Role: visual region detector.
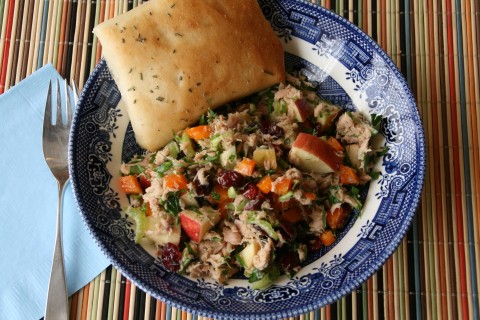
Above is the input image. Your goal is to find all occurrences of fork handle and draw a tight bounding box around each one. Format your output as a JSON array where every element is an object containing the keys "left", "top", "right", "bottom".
[{"left": 45, "top": 179, "right": 69, "bottom": 320}]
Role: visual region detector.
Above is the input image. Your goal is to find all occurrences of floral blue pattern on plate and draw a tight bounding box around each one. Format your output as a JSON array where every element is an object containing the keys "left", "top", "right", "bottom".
[{"left": 69, "top": 0, "right": 425, "bottom": 318}]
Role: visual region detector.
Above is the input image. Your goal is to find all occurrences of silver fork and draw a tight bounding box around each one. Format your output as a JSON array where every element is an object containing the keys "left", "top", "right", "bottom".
[{"left": 42, "top": 79, "right": 76, "bottom": 320}]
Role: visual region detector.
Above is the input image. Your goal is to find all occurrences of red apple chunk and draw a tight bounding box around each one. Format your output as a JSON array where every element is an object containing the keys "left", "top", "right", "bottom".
[
  {"left": 179, "top": 207, "right": 222, "bottom": 242},
  {"left": 292, "top": 98, "right": 312, "bottom": 122},
  {"left": 288, "top": 133, "right": 343, "bottom": 174}
]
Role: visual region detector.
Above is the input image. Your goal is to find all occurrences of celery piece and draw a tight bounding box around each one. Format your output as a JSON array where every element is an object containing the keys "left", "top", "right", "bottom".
[
  {"left": 251, "top": 274, "right": 273, "bottom": 290},
  {"left": 126, "top": 207, "right": 147, "bottom": 243},
  {"left": 166, "top": 141, "right": 180, "bottom": 159},
  {"left": 278, "top": 191, "right": 294, "bottom": 202},
  {"left": 253, "top": 220, "right": 279, "bottom": 241},
  {"left": 246, "top": 212, "right": 279, "bottom": 241},
  {"left": 220, "top": 146, "right": 237, "bottom": 169},
  {"left": 227, "top": 187, "right": 238, "bottom": 199},
  {"left": 211, "top": 131, "right": 233, "bottom": 152},
  {"left": 210, "top": 134, "right": 222, "bottom": 151},
  {"left": 181, "top": 132, "right": 195, "bottom": 159}
]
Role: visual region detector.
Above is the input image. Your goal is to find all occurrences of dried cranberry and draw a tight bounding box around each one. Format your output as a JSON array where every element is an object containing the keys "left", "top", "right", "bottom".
[
  {"left": 179, "top": 233, "right": 190, "bottom": 251},
  {"left": 313, "top": 124, "right": 323, "bottom": 137},
  {"left": 272, "top": 143, "right": 283, "bottom": 155},
  {"left": 270, "top": 193, "right": 298, "bottom": 211},
  {"left": 280, "top": 251, "right": 300, "bottom": 273},
  {"left": 192, "top": 172, "right": 212, "bottom": 196},
  {"left": 217, "top": 170, "right": 244, "bottom": 188},
  {"left": 137, "top": 175, "right": 151, "bottom": 191},
  {"left": 242, "top": 183, "right": 260, "bottom": 200},
  {"left": 307, "top": 237, "right": 323, "bottom": 253},
  {"left": 193, "top": 181, "right": 212, "bottom": 196},
  {"left": 268, "top": 124, "right": 285, "bottom": 138},
  {"left": 244, "top": 193, "right": 266, "bottom": 210},
  {"left": 260, "top": 120, "right": 285, "bottom": 138},
  {"left": 161, "top": 243, "right": 182, "bottom": 272},
  {"left": 260, "top": 121, "right": 271, "bottom": 134},
  {"left": 279, "top": 220, "right": 297, "bottom": 242}
]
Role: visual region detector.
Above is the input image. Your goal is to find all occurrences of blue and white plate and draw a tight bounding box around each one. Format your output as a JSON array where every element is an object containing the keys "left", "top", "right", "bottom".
[{"left": 69, "top": 0, "right": 425, "bottom": 319}]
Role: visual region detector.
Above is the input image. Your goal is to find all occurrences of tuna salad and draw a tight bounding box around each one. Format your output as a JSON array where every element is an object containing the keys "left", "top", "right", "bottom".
[{"left": 118, "top": 72, "right": 386, "bottom": 289}]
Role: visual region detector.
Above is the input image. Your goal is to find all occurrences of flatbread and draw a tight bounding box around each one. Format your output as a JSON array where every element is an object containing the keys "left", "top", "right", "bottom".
[{"left": 93, "top": 0, "right": 286, "bottom": 151}]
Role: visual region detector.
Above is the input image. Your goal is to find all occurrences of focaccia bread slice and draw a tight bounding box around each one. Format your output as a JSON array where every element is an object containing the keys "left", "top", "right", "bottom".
[{"left": 93, "top": 0, "right": 285, "bottom": 151}]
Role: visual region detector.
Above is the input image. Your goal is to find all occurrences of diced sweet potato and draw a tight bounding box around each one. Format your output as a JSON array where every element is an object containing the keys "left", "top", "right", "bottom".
[
  {"left": 320, "top": 230, "right": 335, "bottom": 246},
  {"left": 256, "top": 176, "right": 272, "bottom": 194},
  {"left": 326, "top": 205, "right": 351, "bottom": 230},
  {"left": 119, "top": 175, "right": 143, "bottom": 194},
  {"left": 163, "top": 174, "right": 189, "bottom": 190},
  {"left": 339, "top": 164, "right": 360, "bottom": 185},
  {"left": 234, "top": 158, "right": 256, "bottom": 176},
  {"left": 185, "top": 125, "right": 212, "bottom": 141}
]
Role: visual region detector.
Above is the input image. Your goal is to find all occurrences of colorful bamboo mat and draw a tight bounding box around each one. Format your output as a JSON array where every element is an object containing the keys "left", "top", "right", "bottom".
[{"left": 1, "top": 0, "right": 479, "bottom": 319}]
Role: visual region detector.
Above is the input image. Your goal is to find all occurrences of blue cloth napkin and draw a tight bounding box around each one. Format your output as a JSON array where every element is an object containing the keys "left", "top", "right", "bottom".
[{"left": 0, "top": 65, "right": 110, "bottom": 320}]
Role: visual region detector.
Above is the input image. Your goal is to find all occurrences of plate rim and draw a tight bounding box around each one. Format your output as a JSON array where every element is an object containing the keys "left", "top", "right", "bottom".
[{"left": 68, "top": 0, "right": 426, "bottom": 318}]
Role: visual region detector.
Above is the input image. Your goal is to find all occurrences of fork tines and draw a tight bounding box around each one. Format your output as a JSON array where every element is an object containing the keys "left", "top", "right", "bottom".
[{"left": 44, "top": 79, "right": 73, "bottom": 127}]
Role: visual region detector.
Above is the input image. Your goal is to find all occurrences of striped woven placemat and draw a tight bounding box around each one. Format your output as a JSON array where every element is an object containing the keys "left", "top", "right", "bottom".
[{"left": 1, "top": 1, "right": 479, "bottom": 319}]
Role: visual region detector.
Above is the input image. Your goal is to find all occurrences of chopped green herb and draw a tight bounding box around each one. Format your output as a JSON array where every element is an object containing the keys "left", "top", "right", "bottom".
[
  {"left": 206, "top": 109, "right": 217, "bottom": 123},
  {"left": 149, "top": 153, "right": 156, "bottom": 164},
  {"left": 203, "top": 152, "right": 220, "bottom": 164},
  {"left": 154, "top": 161, "right": 173, "bottom": 176},
  {"left": 236, "top": 254, "right": 247, "bottom": 269},
  {"left": 371, "top": 113, "right": 384, "bottom": 129},
  {"left": 211, "top": 191, "right": 220, "bottom": 201},
  {"left": 248, "top": 268, "right": 265, "bottom": 283},
  {"left": 185, "top": 242, "right": 195, "bottom": 255},
  {"left": 129, "top": 164, "right": 144, "bottom": 175},
  {"left": 350, "top": 186, "right": 360, "bottom": 198},
  {"left": 328, "top": 186, "right": 341, "bottom": 204},
  {"left": 370, "top": 171, "right": 381, "bottom": 180},
  {"left": 199, "top": 114, "right": 207, "bottom": 125},
  {"left": 163, "top": 191, "right": 181, "bottom": 217}
]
